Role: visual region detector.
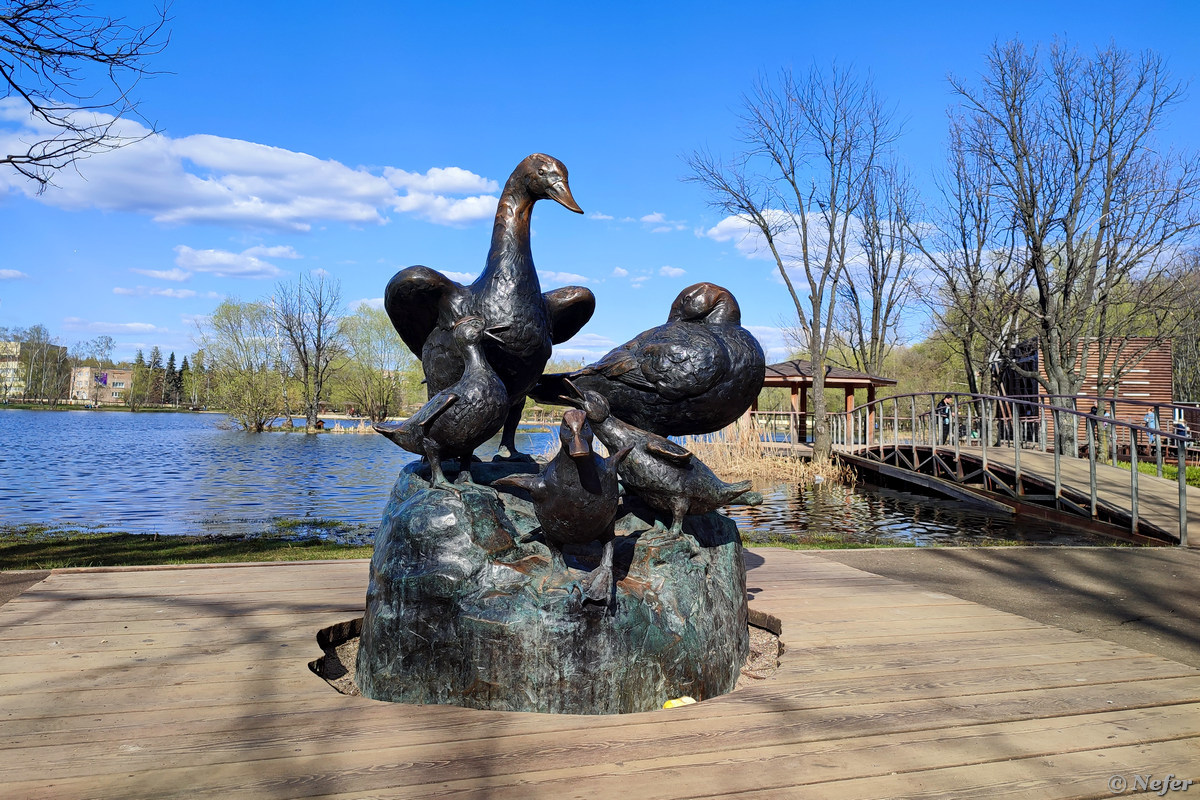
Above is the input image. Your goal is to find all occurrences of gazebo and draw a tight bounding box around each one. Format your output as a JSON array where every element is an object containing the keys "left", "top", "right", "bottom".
[{"left": 750, "top": 359, "right": 897, "bottom": 443}]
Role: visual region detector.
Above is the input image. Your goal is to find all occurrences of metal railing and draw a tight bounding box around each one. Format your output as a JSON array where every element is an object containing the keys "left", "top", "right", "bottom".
[
  {"left": 828, "top": 391, "right": 1189, "bottom": 546},
  {"left": 748, "top": 410, "right": 813, "bottom": 445}
]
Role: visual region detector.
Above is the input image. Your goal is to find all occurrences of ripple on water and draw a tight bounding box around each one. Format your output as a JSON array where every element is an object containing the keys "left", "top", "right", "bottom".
[
  {"left": 1, "top": 410, "right": 1104, "bottom": 545},
  {"left": 722, "top": 482, "right": 1103, "bottom": 546}
]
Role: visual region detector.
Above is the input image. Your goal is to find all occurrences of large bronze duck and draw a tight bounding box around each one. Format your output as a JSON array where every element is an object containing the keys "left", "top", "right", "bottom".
[
  {"left": 384, "top": 154, "right": 595, "bottom": 460},
  {"left": 533, "top": 282, "right": 764, "bottom": 436},
  {"left": 373, "top": 316, "right": 509, "bottom": 490},
  {"left": 563, "top": 382, "right": 760, "bottom": 537},
  {"left": 492, "top": 409, "right": 631, "bottom": 603}
]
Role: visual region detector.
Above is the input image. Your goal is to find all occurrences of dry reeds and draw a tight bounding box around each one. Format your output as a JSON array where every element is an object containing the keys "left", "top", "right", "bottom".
[
  {"left": 682, "top": 421, "right": 854, "bottom": 490},
  {"left": 327, "top": 419, "right": 375, "bottom": 434}
]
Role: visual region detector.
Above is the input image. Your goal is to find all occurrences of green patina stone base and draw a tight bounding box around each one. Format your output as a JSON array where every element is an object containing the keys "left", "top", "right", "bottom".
[{"left": 355, "top": 461, "right": 750, "bottom": 714}]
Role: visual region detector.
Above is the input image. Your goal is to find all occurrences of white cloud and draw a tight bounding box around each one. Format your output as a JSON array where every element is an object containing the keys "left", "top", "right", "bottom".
[
  {"left": 0, "top": 269, "right": 28, "bottom": 279},
  {"left": 243, "top": 244, "right": 302, "bottom": 259},
  {"left": 393, "top": 192, "right": 497, "bottom": 225},
  {"left": 659, "top": 266, "right": 686, "bottom": 278},
  {"left": 640, "top": 212, "right": 666, "bottom": 224},
  {"left": 541, "top": 271, "right": 592, "bottom": 287},
  {"left": 629, "top": 276, "right": 650, "bottom": 287},
  {"left": 385, "top": 166, "right": 498, "bottom": 195},
  {"left": 131, "top": 267, "right": 191, "bottom": 282},
  {"left": 174, "top": 245, "right": 288, "bottom": 279},
  {"left": 113, "top": 286, "right": 220, "bottom": 299},
  {"left": 0, "top": 99, "right": 501, "bottom": 230},
  {"left": 442, "top": 270, "right": 478, "bottom": 283},
  {"left": 745, "top": 325, "right": 793, "bottom": 362},
  {"left": 352, "top": 297, "right": 385, "bottom": 311},
  {"left": 62, "top": 317, "right": 168, "bottom": 335},
  {"left": 588, "top": 212, "right": 614, "bottom": 221},
  {"left": 611, "top": 267, "right": 629, "bottom": 278},
  {"left": 552, "top": 333, "right": 617, "bottom": 362}
]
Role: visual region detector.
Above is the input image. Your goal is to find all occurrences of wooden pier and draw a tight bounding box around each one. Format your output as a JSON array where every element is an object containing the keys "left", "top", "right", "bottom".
[{"left": 3, "top": 554, "right": 1198, "bottom": 798}]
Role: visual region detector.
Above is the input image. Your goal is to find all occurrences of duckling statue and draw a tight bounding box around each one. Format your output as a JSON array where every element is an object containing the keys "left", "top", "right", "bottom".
[
  {"left": 374, "top": 316, "right": 508, "bottom": 490},
  {"left": 562, "top": 381, "right": 761, "bottom": 537},
  {"left": 532, "top": 282, "right": 764, "bottom": 436},
  {"left": 492, "top": 409, "right": 632, "bottom": 603},
  {"left": 384, "top": 154, "right": 595, "bottom": 460}
]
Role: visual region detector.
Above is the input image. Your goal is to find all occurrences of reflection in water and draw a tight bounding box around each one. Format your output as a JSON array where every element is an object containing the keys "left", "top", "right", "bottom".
[
  {"left": 1, "top": 410, "right": 1102, "bottom": 545},
  {"left": 0, "top": 410, "right": 550, "bottom": 537},
  {"left": 724, "top": 482, "right": 1102, "bottom": 546}
]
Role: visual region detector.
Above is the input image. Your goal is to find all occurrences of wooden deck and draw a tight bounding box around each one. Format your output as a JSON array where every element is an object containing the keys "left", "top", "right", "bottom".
[{"left": 2, "top": 553, "right": 1199, "bottom": 799}]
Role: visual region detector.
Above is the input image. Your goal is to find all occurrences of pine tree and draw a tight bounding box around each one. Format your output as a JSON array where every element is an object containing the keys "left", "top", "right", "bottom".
[
  {"left": 165, "top": 351, "right": 178, "bottom": 406},
  {"left": 148, "top": 346, "right": 164, "bottom": 406},
  {"left": 179, "top": 356, "right": 191, "bottom": 409}
]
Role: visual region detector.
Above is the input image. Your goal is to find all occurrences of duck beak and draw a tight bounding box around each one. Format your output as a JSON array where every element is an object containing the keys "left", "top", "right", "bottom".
[
  {"left": 558, "top": 377, "right": 584, "bottom": 405},
  {"left": 546, "top": 179, "right": 583, "bottom": 214}
]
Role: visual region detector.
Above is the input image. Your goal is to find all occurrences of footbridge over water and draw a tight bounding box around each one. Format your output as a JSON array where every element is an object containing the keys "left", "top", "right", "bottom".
[{"left": 771, "top": 392, "right": 1198, "bottom": 547}]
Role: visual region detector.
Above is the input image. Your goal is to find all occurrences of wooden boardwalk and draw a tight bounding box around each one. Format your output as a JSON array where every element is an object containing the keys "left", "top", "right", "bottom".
[
  {"left": 2, "top": 554, "right": 1199, "bottom": 799},
  {"left": 965, "top": 446, "right": 1200, "bottom": 542}
]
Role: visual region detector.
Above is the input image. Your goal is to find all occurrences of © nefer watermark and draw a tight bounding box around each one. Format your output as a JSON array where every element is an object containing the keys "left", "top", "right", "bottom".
[{"left": 1109, "top": 774, "right": 1194, "bottom": 795}]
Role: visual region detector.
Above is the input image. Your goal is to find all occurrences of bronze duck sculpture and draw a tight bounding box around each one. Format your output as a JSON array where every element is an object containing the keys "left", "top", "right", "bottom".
[
  {"left": 374, "top": 316, "right": 509, "bottom": 490},
  {"left": 384, "top": 153, "right": 595, "bottom": 460},
  {"left": 562, "top": 382, "right": 760, "bottom": 537},
  {"left": 493, "top": 409, "right": 631, "bottom": 603},
  {"left": 532, "top": 282, "right": 765, "bottom": 436}
]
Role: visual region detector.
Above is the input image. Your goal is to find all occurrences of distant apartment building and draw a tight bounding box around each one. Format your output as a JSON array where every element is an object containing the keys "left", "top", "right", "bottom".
[
  {"left": 70, "top": 367, "right": 134, "bottom": 405},
  {"left": 0, "top": 341, "right": 20, "bottom": 400},
  {"left": 1, "top": 340, "right": 69, "bottom": 401}
]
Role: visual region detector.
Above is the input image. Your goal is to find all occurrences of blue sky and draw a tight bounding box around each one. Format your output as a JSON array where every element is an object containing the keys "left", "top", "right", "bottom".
[{"left": 3, "top": 0, "right": 1200, "bottom": 364}]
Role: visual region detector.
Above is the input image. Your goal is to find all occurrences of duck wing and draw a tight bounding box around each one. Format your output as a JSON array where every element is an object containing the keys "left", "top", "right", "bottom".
[
  {"left": 645, "top": 438, "right": 693, "bottom": 466},
  {"left": 585, "top": 323, "right": 727, "bottom": 402},
  {"left": 384, "top": 266, "right": 466, "bottom": 357},
  {"left": 543, "top": 285, "right": 596, "bottom": 345}
]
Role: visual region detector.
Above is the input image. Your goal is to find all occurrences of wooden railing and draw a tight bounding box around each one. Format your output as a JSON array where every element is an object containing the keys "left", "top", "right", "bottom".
[{"left": 827, "top": 391, "right": 1190, "bottom": 546}]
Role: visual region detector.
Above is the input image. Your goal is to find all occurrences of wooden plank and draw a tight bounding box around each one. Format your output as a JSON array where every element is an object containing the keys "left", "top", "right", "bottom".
[
  {"left": 3, "top": 555, "right": 1199, "bottom": 800},
  {"left": 8, "top": 706, "right": 1199, "bottom": 799}
]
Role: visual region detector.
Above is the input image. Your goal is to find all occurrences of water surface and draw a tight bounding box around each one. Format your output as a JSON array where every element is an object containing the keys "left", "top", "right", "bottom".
[{"left": 0, "top": 409, "right": 1103, "bottom": 545}]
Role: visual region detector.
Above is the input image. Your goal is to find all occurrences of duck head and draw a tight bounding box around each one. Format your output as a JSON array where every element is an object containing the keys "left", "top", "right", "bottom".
[
  {"left": 666, "top": 282, "right": 741, "bottom": 325},
  {"left": 559, "top": 408, "right": 595, "bottom": 458},
  {"left": 514, "top": 153, "right": 583, "bottom": 214},
  {"left": 452, "top": 315, "right": 507, "bottom": 348},
  {"left": 561, "top": 378, "right": 611, "bottom": 425}
]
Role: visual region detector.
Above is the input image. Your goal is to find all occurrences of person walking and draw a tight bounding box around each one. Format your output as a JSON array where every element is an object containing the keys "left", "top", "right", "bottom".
[{"left": 935, "top": 395, "right": 952, "bottom": 446}]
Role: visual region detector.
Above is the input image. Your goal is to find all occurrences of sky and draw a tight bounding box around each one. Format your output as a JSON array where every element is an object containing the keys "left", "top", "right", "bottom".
[{"left": 3, "top": 0, "right": 1200, "bottom": 365}]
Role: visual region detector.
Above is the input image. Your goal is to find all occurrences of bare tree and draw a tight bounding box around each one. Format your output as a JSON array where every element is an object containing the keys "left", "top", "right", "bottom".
[
  {"left": 274, "top": 272, "right": 346, "bottom": 433},
  {"left": 1, "top": 0, "right": 169, "bottom": 188},
  {"left": 688, "top": 64, "right": 896, "bottom": 458},
  {"left": 909, "top": 118, "right": 1027, "bottom": 397},
  {"left": 835, "top": 161, "right": 917, "bottom": 376},
  {"left": 950, "top": 39, "right": 1200, "bottom": 451}
]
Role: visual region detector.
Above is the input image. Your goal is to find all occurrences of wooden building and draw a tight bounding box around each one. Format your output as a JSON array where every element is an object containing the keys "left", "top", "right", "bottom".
[{"left": 995, "top": 337, "right": 1176, "bottom": 441}]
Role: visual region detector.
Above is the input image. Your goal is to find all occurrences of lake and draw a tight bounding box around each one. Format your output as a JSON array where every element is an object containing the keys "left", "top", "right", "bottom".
[{"left": 0, "top": 409, "right": 1101, "bottom": 545}]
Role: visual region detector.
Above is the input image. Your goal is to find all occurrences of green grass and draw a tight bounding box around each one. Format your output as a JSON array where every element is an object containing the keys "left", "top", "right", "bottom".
[
  {"left": 0, "top": 521, "right": 373, "bottom": 571},
  {"left": 1111, "top": 459, "right": 1200, "bottom": 487}
]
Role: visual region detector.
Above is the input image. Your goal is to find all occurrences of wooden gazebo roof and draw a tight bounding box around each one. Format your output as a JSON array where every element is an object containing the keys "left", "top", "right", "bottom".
[{"left": 762, "top": 360, "right": 897, "bottom": 390}]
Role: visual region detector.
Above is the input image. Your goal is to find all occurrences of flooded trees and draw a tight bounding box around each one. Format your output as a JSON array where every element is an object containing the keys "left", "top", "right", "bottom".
[
  {"left": 273, "top": 272, "right": 347, "bottom": 433},
  {"left": 197, "top": 299, "right": 280, "bottom": 432}
]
